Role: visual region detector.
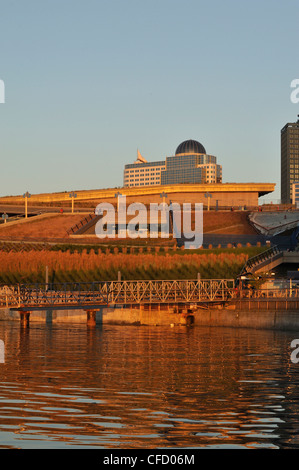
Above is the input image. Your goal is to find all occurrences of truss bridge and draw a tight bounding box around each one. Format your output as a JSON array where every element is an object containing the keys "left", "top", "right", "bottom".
[{"left": 0, "top": 279, "right": 236, "bottom": 311}]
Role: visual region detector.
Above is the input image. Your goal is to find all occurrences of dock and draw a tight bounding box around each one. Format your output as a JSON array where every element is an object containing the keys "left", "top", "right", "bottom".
[{"left": 1, "top": 278, "right": 299, "bottom": 330}]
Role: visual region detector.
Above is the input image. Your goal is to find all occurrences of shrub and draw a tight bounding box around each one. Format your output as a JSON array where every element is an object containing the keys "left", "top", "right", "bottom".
[{"left": 0, "top": 248, "right": 250, "bottom": 284}]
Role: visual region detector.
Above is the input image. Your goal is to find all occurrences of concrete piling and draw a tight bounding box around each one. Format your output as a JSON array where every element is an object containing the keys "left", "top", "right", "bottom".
[
  {"left": 86, "top": 310, "right": 97, "bottom": 327},
  {"left": 20, "top": 311, "right": 30, "bottom": 328}
]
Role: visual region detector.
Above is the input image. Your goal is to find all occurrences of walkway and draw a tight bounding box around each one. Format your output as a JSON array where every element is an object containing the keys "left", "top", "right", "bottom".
[{"left": 1, "top": 279, "right": 235, "bottom": 310}]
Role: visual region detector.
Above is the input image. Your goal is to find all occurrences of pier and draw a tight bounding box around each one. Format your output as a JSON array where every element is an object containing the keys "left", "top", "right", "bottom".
[
  {"left": 0, "top": 279, "right": 235, "bottom": 309},
  {"left": 1, "top": 279, "right": 234, "bottom": 326},
  {"left": 1, "top": 278, "right": 299, "bottom": 329}
]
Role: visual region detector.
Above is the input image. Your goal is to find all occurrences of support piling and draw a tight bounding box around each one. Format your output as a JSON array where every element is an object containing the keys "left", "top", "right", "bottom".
[
  {"left": 20, "top": 311, "right": 30, "bottom": 328},
  {"left": 86, "top": 310, "right": 97, "bottom": 327}
]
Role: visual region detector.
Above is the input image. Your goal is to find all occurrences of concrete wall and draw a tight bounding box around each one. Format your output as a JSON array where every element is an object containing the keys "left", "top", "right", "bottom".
[
  {"left": 194, "top": 307, "right": 299, "bottom": 331},
  {"left": 0, "top": 306, "right": 193, "bottom": 327},
  {"left": 0, "top": 308, "right": 88, "bottom": 323},
  {"left": 0, "top": 183, "right": 275, "bottom": 206},
  {"left": 94, "top": 191, "right": 259, "bottom": 208},
  {"left": 100, "top": 306, "right": 190, "bottom": 326},
  {"left": 2, "top": 304, "right": 299, "bottom": 331}
]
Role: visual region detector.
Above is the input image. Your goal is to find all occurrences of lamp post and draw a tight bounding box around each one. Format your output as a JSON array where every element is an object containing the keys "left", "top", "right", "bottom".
[
  {"left": 160, "top": 192, "right": 168, "bottom": 205},
  {"left": 205, "top": 192, "right": 212, "bottom": 211},
  {"left": 69, "top": 192, "right": 77, "bottom": 214},
  {"left": 115, "top": 192, "right": 122, "bottom": 212},
  {"left": 23, "top": 191, "right": 31, "bottom": 218}
]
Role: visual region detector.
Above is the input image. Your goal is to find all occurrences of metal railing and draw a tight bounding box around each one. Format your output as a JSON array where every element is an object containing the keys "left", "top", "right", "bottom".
[
  {"left": 0, "top": 279, "right": 236, "bottom": 309},
  {"left": 2, "top": 280, "right": 299, "bottom": 311},
  {"left": 66, "top": 213, "right": 97, "bottom": 235},
  {"left": 240, "top": 245, "right": 282, "bottom": 274},
  {"left": 235, "top": 287, "right": 299, "bottom": 299}
]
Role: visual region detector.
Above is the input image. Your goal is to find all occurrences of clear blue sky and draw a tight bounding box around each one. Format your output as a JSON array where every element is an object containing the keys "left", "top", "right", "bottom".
[{"left": 0, "top": 0, "right": 298, "bottom": 201}]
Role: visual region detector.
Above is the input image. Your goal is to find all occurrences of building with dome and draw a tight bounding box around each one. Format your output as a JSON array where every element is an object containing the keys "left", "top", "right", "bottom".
[{"left": 123, "top": 139, "right": 222, "bottom": 187}]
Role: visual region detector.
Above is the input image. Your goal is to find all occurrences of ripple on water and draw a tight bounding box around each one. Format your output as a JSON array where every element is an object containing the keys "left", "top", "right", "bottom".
[{"left": 0, "top": 323, "right": 298, "bottom": 448}]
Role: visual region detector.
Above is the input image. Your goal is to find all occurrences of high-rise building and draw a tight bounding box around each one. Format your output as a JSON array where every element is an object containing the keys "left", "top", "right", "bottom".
[
  {"left": 281, "top": 116, "right": 299, "bottom": 203},
  {"left": 123, "top": 139, "right": 222, "bottom": 187},
  {"left": 292, "top": 182, "right": 299, "bottom": 207},
  {"left": 123, "top": 150, "right": 166, "bottom": 187}
]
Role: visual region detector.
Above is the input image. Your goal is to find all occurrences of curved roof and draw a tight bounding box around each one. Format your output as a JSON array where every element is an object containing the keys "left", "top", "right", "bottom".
[{"left": 175, "top": 139, "right": 206, "bottom": 155}]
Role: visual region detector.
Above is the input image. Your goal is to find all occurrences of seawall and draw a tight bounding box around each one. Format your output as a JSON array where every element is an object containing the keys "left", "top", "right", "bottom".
[
  {"left": 1, "top": 304, "right": 299, "bottom": 331},
  {"left": 0, "top": 306, "right": 193, "bottom": 327},
  {"left": 194, "top": 308, "right": 299, "bottom": 331}
]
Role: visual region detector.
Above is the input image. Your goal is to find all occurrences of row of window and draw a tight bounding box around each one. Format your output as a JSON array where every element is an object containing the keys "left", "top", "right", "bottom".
[
  {"left": 128, "top": 177, "right": 160, "bottom": 182},
  {"left": 126, "top": 182, "right": 158, "bottom": 186},
  {"left": 125, "top": 168, "right": 164, "bottom": 173},
  {"left": 125, "top": 175, "right": 161, "bottom": 180},
  {"left": 125, "top": 161, "right": 165, "bottom": 169},
  {"left": 124, "top": 172, "right": 161, "bottom": 177}
]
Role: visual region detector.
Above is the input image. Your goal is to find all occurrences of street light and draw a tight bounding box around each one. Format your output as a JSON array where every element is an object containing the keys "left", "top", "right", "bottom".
[
  {"left": 23, "top": 191, "right": 31, "bottom": 218},
  {"left": 115, "top": 192, "right": 122, "bottom": 213},
  {"left": 69, "top": 191, "right": 77, "bottom": 213},
  {"left": 160, "top": 192, "right": 168, "bottom": 205},
  {"left": 205, "top": 192, "right": 212, "bottom": 211}
]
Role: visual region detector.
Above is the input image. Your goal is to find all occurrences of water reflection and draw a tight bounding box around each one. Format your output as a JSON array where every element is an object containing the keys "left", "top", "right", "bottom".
[{"left": 0, "top": 322, "right": 299, "bottom": 448}]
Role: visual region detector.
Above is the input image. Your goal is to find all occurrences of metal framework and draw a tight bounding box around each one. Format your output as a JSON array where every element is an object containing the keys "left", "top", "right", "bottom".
[{"left": 0, "top": 279, "right": 236, "bottom": 309}]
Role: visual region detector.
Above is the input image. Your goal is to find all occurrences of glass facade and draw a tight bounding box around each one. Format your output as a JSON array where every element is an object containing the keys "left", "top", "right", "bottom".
[
  {"left": 161, "top": 154, "right": 221, "bottom": 185},
  {"left": 165, "top": 154, "right": 200, "bottom": 170},
  {"left": 198, "top": 155, "right": 217, "bottom": 165},
  {"left": 161, "top": 167, "right": 205, "bottom": 185},
  {"left": 161, "top": 155, "right": 205, "bottom": 184}
]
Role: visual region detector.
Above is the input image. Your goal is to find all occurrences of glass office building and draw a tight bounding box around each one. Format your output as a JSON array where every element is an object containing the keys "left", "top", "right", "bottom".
[
  {"left": 161, "top": 155, "right": 205, "bottom": 185},
  {"left": 123, "top": 139, "right": 222, "bottom": 187}
]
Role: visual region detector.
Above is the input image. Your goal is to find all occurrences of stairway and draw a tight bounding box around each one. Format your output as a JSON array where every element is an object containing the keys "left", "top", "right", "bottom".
[
  {"left": 66, "top": 213, "right": 100, "bottom": 235},
  {"left": 240, "top": 245, "right": 283, "bottom": 275}
]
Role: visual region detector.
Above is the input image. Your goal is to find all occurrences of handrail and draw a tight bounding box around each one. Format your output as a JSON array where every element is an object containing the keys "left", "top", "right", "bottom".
[
  {"left": 249, "top": 214, "right": 299, "bottom": 235},
  {"left": 235, "top": 287, "right": 299, "bottom": 299},
  {"left": 66, "top": 213, "right": 96, "bottom": 235},
  {"left": 239, "top": 245, "right": 281, "bottom": 275},
  {"left": 0, "top": 279, "right": 235, "bottom": 308},
  {"left": 1, "top": 279, "right": 299, "bottom": 309}
]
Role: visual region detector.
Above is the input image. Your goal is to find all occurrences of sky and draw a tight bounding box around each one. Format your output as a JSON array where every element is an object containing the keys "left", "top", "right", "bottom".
[{"left": 0, "top": 0, "right": 298, "bottom": 201}]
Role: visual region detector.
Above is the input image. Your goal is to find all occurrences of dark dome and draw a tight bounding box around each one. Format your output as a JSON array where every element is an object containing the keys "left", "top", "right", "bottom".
[{"left": 175, "top": 139, "right": 206, "bottom": 155}]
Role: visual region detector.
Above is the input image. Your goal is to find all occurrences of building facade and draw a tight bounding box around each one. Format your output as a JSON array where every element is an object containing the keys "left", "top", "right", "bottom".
[
  {"left": 281, "top": 116, "right": 299, "bottom": 203},
  {"left": 292, "top": 182, "right": 299, "bottom": 207},
  {"left": 124, "top": 139, "right": 222, "bottom": 188}
]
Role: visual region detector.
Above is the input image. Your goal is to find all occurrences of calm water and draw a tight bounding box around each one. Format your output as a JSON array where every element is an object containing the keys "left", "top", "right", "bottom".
[{"left": 0, "top": 321, "right": 299, "bottom": 449}]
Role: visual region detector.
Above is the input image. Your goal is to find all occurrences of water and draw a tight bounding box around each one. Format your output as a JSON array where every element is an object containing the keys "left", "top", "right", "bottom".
[{"left": 0, "top": 321, "right": 299, "bottom": 449}]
